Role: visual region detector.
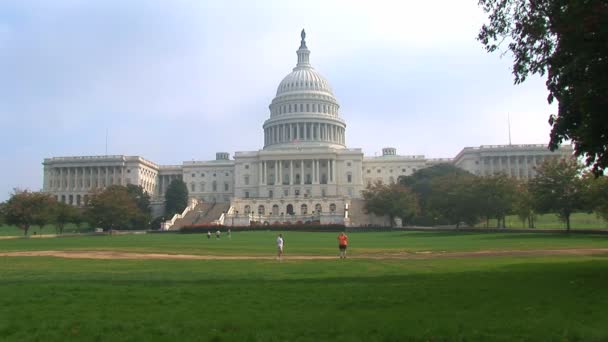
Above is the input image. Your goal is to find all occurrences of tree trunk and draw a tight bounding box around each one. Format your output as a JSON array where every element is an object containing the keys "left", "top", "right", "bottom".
[{"left": 566, "top": 214, "right": 571, "bottom": 232}]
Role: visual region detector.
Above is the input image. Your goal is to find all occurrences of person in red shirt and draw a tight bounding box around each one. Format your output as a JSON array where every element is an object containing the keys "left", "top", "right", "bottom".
[{"left": 337, "top": 232, "right": 348, "bottom": 259}]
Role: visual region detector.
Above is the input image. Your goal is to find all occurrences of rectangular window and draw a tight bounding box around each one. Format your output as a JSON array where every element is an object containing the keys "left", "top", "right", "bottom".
[
  {"left": 347, "top": 174, "right": 352, "bottom": 183},
  {"left": 224, "top": 183, "right": 229, "bottom": 191},
  {"left": 245, "top": 191, "right": 249, "bottom": 198}
]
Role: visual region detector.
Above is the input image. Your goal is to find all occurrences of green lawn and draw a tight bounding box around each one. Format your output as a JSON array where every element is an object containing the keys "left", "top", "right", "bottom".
[
  {"left": 1, "top": 230, "right": 608, "bottom": 255},
  {"left": 480, "top": 212, "right": 607, "bottom": 229},
  {"left": 0, "top": 223, "right": 93, "bottom": 236},
  {"left": 1, "top": 231, "right": 608, "bottom": 341}
]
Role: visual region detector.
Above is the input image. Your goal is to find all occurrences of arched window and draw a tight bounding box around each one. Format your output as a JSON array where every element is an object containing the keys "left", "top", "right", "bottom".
[
  {"left": 200, "top": 182, "right": 205, "bottom": 191},
  {"left": 315, "top": 203, "right": 322, "bottom": 213},
  {"left": 212, "top": 181, "right": 217, "bottom": 192},
  {"left": 244, "top": 175, "right": 250, "bottom": 185},
  {"left": 329, "top": 203, "right": 336, "bottom": 212},
  {"left": 244, "top": 205, "right": 251, "bottom": 214},
  {"left": 191, "top": 182, "right": 196, "bottom": 192},
  {"left": 272, "top": 204, "right": 279, "bottom": 216},
  {"left": 258, "top": 205, "right": 265, "bottom": 215},
  {"left": 301, "top": 204, "right": 308, "bottom": 215},
  {"left": 347, "top": 172, "right": 352, "bottom": 183}
]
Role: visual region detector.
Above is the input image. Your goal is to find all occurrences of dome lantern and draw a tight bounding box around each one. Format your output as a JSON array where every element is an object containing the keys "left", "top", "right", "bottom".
[{"left": 295, "top": 29, "right": 311, "bottom": 69}]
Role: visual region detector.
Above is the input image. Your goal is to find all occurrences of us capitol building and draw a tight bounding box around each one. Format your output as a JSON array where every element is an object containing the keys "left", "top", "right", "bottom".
[{"left": 42, "top": 30, "right": 572, "bottom": 227}]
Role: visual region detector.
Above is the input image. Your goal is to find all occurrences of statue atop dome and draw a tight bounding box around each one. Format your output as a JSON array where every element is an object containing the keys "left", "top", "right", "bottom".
[{"left": 300, "top": 29, "right": 307, "bottom": 49}]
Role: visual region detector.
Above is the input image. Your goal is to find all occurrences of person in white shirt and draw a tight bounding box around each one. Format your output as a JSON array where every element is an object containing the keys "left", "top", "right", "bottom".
[{"left": 276, "top": 234, "right": 284, "bottom": 260}]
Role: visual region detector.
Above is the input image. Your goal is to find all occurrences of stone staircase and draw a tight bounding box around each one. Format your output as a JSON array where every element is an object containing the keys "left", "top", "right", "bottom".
[
  {"left": 170, "top": 202, "right": 213, "bottom": 229},
  {"left": 348, "top": 199, "right": 391, "bottom": 227},
  {"left": 191, "top": 202, "right": 231, "bottom": 225}
]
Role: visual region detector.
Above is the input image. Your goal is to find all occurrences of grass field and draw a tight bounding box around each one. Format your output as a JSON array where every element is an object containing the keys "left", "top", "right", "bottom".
[
  {"left": 0, "top": 212, "right": 605, "bottom": 237},
  {"left": 1, "top": 231, "right": 608, "bottom": 341}
]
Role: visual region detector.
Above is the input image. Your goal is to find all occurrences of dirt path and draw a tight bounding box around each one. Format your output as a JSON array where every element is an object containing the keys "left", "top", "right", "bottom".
[{"left": 2, "top": 248, "right": 608, "bottom": 260}]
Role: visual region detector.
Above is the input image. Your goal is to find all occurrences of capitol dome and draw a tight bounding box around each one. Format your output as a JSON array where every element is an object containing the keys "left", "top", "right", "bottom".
[{"left": 263, "top": 30, "right": 346, "bottom": 150}]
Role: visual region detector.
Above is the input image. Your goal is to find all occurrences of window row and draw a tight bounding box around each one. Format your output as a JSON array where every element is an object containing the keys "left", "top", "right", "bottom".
[
  {"left": 189, "top": 171, "right": 231, "bottom": 178},
  {"left": 244, "top": 203, "right": 338, "bottom": 216},
  {"left": 190, "top": 181, "right": 230, "bottom": 192},
  {"left": 273, "top": 102, "right": 338, "bottom": 116}
]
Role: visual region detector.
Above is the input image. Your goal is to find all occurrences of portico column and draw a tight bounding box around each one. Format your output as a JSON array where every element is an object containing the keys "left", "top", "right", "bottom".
[
  {"left": 300, "top": 160, "right": 303, "bottom": 184},
  {"left": 290, "top": 160, "right": 293, "bottom": 185},
  {"left": 264, "top": 161, "right": 268, "bottom": 185},
  {"left": 315, "top": 160, "right": 320, "bottom": 184},
  {"left": 259, "top": 162, "right": 263, "bottom": 184},
  {"left": 295, "top": 123, "right": 299, "bottom": 140}
]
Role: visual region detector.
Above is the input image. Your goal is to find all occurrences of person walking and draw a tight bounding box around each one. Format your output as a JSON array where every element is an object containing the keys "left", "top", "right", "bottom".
[
  {"left": 337, "top": 232, "right": 348, "bottom": 259},
  {"left": 276, "top": 234, "right": 284, "bottom": 261},
  {"left": 207, "top": 231, "right": 211, "bottom": 239}
]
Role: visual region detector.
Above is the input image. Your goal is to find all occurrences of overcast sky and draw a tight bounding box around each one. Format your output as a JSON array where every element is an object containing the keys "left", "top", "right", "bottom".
[{"left": 0, "top": 0, "right": 557, "bottom": 201}]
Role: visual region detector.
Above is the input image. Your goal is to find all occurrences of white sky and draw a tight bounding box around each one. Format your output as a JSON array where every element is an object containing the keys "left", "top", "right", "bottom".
[{"left": 0, "top": 0, "right": 557, "bottom": 201}]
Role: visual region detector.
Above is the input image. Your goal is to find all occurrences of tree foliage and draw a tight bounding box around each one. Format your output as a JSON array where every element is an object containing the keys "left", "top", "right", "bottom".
[
  {"left": 429, "top": 174, "right": 481, "bottom": 228},
  {"left": 478, "top": 0, "right": 608, "bottom": 174},
  {"left": 164, "top": 179, "right": 189, "bottom": 217},
  {"left": 476, "top": 174, "right": 518, "bottom": 228},
  {"left": 4, "top": 190, "right": 56, "bottom": 235},
  {"left": 53, "top": 201, "right": 80, "bottom": 234},
  {"left": 86, "top": 186, "right": 144, "bottom": 231},
  {"left": 513, "top": 181, "right": 536, "bottom": 228},
  {"left": 362, "top": 182, "right": 419, "bottom": 226},
  {"left": 126, "top": 184, "right": 152, "bottom": 228},
  {"left": 529, "top": 158, "right": 585, "bottom": 230},
  {"left": 586, "top": 174, "right": 608, "bottom": 222},
  {"left": 400, "top": 163, "right": 472, "bottom": 224}
]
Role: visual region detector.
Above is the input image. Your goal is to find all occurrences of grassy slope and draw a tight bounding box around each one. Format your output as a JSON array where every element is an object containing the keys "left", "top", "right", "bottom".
[
  {"left": 2, "top": 232, "right": 608, "bottom": 341},
  {"left": 0, "top": 212, "right": 605, "bottom": 237},
  {"left": 1, "top": 231, "right": 608, "bottom": 255},
  {"left": 1, "top": 256, "right": 608, "bottom": 341}
]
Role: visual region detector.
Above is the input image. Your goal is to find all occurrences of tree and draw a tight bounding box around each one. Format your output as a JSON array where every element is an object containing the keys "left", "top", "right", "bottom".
[
  {"left": 586, "top": 174, "right": 608, "bottom": 222},
  {"left": 400, "top": 163, "right": 472, "bottom": 224},
  {"left": 0, "top": 201, "right": 6, "bottom": 226},
  {"left": 4, "top": 190, "right": 56, "bottom": 236},
  {"left": 476, "top": 174, "right": 518, "bottom": 228},
  {"left": 164, "top": 179, "right": 189, "bottom": 217},
  {"left": 126, "top": 184, "right": 151, "bottom": 214},
  {"left": 362, "top": 182, "right": 419, "bottom": 226},
  {"left": 53, "top": 201, "right": 79, "bottom": 234},
  {"left": 126, "top": 184, "right": 152, "bottom": 228},
  {"left": 529, "top": 158, "right": 584, "bottom": 231},
  {"left": 429, "top": 174, "right": 481, "bottom": 228},
  {"left": 86, "top": 186, "right": 141, "bottom": 231},
  {"left": 513, "top": 181, "right": 537, "bottom": 228},
  {"left": 478, "top": 0, "right": 608, "bottom": 174}
]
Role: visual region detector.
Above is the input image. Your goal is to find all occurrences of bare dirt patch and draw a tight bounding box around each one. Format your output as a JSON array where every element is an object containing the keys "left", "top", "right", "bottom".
[{"left": 2, "top": 248, "right": 608, "bottom": 260}]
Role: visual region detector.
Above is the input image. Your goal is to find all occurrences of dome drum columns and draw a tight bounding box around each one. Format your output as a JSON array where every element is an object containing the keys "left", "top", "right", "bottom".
[{"left": 264, "top": 122, "right": 345, "bottom": 147}]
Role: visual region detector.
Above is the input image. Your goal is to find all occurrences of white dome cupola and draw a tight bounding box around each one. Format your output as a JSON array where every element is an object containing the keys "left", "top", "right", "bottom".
[{"left": 263, "top": 29, "right": 346, "bottom": 150}]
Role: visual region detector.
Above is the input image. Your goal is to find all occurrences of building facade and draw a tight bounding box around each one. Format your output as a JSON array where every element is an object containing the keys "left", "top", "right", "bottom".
[{"left": 42, "top": 31, "right": 573, "bottom": 224}]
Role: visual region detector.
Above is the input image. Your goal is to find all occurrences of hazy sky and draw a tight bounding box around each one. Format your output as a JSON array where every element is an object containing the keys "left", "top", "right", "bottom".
[{"left": 0, "top": 0, "right": 556, "bottom": 201}]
